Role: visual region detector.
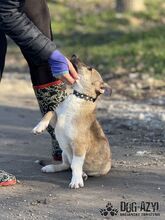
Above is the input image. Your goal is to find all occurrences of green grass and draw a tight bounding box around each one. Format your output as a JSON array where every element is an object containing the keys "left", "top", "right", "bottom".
[{"left": 48, "top": 0, "right": 165, "bottom": 78}]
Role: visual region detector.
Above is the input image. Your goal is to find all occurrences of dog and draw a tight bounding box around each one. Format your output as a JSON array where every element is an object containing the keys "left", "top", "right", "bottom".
[{"left": 33, "top": 55, "right": 112, "bottom": 189}]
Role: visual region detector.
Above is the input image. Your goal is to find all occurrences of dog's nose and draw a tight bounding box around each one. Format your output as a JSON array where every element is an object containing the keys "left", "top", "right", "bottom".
[
  {"left": 70, "top": 54, "right": 78, "bottom": 63},
  {"left": 71, "top": 54, "right": 78, "bottom": 60},
  {"left": 70, "top": 54, "right": 79, "bottom": 71}
]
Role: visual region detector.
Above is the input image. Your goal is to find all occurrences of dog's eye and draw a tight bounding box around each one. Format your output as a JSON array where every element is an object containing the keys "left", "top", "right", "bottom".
[{"left": 87, "top": 66, "right": 93, "bottom": 71}]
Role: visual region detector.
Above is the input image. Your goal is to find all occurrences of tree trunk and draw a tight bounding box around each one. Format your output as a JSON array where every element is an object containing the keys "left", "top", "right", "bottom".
[{"left": 116, "top": 0, "right": 145, "bottom": 12}]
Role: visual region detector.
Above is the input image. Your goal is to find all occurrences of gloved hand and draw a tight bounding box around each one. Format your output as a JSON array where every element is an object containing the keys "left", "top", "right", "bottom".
[{"left": 49, "top": 50, "right": 78, "bottom": 84}]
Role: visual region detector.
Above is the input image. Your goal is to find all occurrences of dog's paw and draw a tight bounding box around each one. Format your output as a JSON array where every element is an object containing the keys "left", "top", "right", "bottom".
[
  {"left": 32, "top": 121, "right": 49, "bottom": 134},
  {"left": 41, "top": 165, "right": 55, "bottom": 173},
  {"left": 69, "top": 175, "right": 84, "bottom": 189}
]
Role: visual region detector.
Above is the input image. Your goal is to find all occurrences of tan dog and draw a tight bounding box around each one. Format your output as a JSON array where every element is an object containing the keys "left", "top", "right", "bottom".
[{"left": 33, "top": 56, "right": 112, "bottom": 189}]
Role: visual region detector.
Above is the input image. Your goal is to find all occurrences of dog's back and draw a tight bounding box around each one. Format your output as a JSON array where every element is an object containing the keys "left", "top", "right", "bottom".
[{"left": 84, "top": 120, "right": 111, "bottom": 176}]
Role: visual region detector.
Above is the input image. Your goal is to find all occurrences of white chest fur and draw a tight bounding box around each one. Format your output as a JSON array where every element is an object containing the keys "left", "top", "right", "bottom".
[{"left": 55, "top": 95, "right": 83, "bottom": 150}]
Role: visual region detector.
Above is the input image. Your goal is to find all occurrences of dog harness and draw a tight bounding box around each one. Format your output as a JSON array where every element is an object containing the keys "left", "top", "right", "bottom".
[{"left": 73, "top": 90, "right": 97, "bottom": 102}]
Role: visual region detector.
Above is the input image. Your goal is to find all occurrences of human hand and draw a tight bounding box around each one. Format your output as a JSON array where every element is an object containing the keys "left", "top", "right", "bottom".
[{"left": 49, "top": 50, "right": 79, "bottom": 84}]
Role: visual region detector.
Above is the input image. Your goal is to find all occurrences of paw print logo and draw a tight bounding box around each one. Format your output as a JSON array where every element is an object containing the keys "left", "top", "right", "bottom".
[
  {"left": 100, "top": 208, "right": 109, "bottom": 216},
  {"left": 99, "top": 202, "right": 118, "bottom": 217},
  {"left": 106, "top": 202, "right": 113, "bottom": 212},
  {"left": 110, "top": 208, "right": 118, "bottom": 216}
]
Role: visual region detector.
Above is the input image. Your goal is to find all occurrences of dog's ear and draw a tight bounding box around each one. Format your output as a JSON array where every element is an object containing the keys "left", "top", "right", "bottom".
[
  {"left": 95, "top": 82, "right": 112, "bottom": 96},
  {"left": 70, "top": 54, "right": 79, "bottom": 72}
]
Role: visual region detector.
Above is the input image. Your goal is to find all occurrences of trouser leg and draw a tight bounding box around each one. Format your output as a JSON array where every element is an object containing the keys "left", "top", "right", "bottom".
[
  {"left": 21, "top": 0, "right": 66, "bottom": 160},
  {"left": 33, "top": 82, "right": 67, "bottom": 160}
]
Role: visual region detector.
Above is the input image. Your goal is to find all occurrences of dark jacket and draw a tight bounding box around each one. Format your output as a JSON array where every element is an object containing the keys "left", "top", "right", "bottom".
[
  {"left": 0, "top": 31, "right": 7, "bottom": 78},
  {"left": 0, "top": 0, "right": 56, "bottom": 77}
]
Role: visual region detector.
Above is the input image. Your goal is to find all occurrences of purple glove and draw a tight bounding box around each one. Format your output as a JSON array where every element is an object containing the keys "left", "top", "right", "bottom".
[{"left": 48, "top": 50, "right": 69, "bottom": 77}]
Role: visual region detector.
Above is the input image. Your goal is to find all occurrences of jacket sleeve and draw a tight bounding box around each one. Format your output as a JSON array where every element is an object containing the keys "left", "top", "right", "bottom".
[{"left": 0, "top": 0, "right": 56, "bottom": 65}]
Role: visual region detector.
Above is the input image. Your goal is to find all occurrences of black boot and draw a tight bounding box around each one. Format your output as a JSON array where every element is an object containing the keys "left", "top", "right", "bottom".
[{"left": 33, "top": 81, "right": 67, "bottom": 161}]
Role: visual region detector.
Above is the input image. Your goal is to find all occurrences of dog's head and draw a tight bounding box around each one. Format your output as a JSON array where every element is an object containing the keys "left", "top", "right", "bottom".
[{"left": 70, "top": 55, "right": 112, "bottom": 99}]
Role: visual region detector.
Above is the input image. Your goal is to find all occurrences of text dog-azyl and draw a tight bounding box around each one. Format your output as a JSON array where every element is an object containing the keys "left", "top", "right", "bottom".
[{"left": 120, "top": 201, "right": 159, "bottom": 213}]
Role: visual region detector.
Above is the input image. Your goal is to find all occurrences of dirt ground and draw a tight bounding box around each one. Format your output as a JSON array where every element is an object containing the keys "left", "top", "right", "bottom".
[{"left": 0, "top": 73, "right": 165, "bottom": 220}]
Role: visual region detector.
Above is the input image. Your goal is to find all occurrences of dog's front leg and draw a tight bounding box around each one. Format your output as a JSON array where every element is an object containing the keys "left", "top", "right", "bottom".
[
  {"left": 33, "top": 111, "right": 56, "bottom": 134},
  {"left": 69, "top": 155, "right": 85, "bottom": 189}
]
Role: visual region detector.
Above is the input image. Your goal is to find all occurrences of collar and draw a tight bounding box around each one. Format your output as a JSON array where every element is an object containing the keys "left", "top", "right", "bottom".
[{"left": 73, "top": 90, "right": 97, "bottom": 102}]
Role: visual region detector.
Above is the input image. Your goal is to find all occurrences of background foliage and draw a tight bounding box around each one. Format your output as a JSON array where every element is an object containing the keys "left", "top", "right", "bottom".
[
  {"left": 6, "top": 0, "right": 165, "bottom": 80},
  {"left": 48, "top": 0, "right": 165, "bottom": 78}
]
